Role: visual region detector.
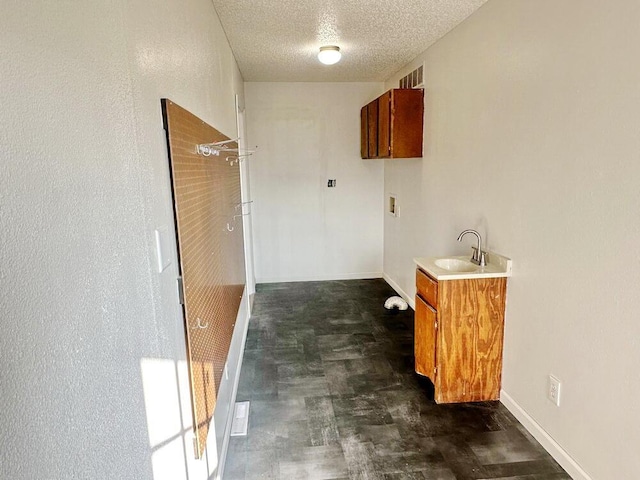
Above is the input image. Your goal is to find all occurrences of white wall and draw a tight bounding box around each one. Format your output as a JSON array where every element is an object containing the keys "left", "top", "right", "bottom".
[
  {"left": 0, "top": 0, "right": 248, "bottom": 478},
  {"left": 245, "top": 82, "right": 385, "bottom": 283},
  {"left": 383, "top": 0, "right": 640, "bottom": 478}
]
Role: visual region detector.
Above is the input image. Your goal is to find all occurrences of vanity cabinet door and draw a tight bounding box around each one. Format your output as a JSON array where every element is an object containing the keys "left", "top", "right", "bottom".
[{"left": 415, "top": 295, "right": 437, "bottom": 380}]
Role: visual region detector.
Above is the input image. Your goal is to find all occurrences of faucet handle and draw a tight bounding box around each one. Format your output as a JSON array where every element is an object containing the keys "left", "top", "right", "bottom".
[{"left": 471, "top": 247, "right": 488, "bottom": 267}]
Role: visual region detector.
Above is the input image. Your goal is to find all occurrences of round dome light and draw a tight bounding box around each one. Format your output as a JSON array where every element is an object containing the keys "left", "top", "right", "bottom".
[{"left": 318, "top": 46, "right": 341, "bottom": 65}]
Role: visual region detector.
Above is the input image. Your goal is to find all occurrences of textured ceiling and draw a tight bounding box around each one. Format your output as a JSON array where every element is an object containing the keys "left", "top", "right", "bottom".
[{"left": 210, "top": 0, "right": 489, "bottom": 82}]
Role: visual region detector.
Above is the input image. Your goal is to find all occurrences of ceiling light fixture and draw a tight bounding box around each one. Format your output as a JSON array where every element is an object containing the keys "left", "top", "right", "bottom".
[{"left": 318, "top": 46, "right": 341, "bottom": 65}]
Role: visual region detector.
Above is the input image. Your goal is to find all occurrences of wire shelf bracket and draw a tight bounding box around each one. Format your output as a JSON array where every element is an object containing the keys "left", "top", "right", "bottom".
[{"left": 196, "top": 138, "right": 255, "bottom": 160}]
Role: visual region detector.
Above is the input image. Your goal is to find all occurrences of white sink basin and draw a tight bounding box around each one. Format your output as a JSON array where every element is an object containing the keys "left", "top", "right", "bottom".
[
  {"left": 414, "top": 252, "right": 513, "bottom": 280},
  {"left": 434, "top": 258, "right": 479, "bottom": 272}
]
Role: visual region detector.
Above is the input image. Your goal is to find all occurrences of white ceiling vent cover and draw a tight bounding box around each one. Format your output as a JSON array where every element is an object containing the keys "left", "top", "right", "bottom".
[{"left": 399, "top": 64, "right": 424, "bottom": 89}]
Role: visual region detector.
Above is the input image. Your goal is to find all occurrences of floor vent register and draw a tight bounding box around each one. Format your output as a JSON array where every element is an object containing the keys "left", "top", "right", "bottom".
[{"left": 230, "top": 401, "right": 250, "bottom": 436}]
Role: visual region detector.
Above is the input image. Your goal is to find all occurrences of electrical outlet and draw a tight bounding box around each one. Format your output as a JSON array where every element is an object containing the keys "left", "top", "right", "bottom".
[{"left": 548, "top": 375, "right": 561, "bottom": 406}]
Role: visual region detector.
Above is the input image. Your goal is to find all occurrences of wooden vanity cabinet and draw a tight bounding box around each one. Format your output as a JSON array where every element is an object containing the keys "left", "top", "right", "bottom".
[
  {"left": 414, "top": 268, "right": 507, "bottom": 403},
  {"left": 360, "top": 88, "right": 424, "bottom": 159}
]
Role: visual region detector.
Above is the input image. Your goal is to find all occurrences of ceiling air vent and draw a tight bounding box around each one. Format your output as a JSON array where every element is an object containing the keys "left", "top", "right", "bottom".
[{"left": 399, "top": 64, "right": 424, "bottom": 89}]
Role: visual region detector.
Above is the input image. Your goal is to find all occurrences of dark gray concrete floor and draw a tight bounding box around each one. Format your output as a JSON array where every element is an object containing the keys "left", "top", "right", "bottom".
[{"left": 223, "top": 279, "right": 570, "bottom": 480}]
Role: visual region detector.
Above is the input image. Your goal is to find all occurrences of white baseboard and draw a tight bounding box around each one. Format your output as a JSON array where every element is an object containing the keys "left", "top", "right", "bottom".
[
  {"left": 257, "top": 271, "right": 383, "bottom": 283},
  {"left": 500, "top": 390, "right": 592, "bottom": 480},
  {"left": 383, "top": 273, "right": 415, "bottom": 310},
  {"left": 214, "top": 289, "right": 252, "bottom": 480}
]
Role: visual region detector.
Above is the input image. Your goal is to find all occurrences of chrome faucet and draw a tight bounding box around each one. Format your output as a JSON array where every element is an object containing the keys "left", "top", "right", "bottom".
[{"left": 457, "top": 229, "right": 487, "bottom": 267}]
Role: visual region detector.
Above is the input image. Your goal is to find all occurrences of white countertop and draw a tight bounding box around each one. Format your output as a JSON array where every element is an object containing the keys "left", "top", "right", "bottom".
[{"left": 414, "top": 252, "right": 512, "bottom": 280}]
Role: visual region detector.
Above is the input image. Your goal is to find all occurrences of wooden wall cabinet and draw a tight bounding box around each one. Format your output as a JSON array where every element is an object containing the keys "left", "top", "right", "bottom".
[
  {"left": 360, "top": 88, "right": 424, "bottom": 159},
  {"left": 415, "top": 268, "right": 507, "bottom": 404}
]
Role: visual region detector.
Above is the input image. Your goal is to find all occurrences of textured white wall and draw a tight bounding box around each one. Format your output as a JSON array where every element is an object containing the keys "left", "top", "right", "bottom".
[
  {"left": 0, "top": 1, "right": 247, "bottom": 479},
  {"left": 383, "top": 1, "right": 640, "bottom": 478},
  {"left": 245, "top": 82, "right": 385, "bottom": 283}
]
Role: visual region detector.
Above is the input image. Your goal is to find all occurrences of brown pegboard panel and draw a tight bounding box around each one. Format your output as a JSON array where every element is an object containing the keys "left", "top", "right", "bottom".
[{"left": 161, "top": 99, "right": 246, "bottom": 458}]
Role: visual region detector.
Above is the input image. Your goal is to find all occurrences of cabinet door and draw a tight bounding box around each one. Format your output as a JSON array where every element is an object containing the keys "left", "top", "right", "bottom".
[
  {"left": 436, "top": 278, "right": 506, "bottom": 403},
  {"left": 367, "top": 99, "right": 378, "bottom": 158},
  {"left": 390, "top": 89, "right": 424, "bottom": 158},
  {"left": 415, "top": 295, "right": 437, "bottom": 380},
  {"left": 377, "top": 91, "right": 391, "bottom": 158},
  {"left": 360, "top": 105, "right": 368, "bottom": 158}
]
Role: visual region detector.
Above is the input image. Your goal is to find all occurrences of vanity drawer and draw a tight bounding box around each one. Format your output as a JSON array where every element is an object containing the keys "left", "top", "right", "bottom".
[{"left": 416, "top": 268, "right": 437, "bottom": 307}]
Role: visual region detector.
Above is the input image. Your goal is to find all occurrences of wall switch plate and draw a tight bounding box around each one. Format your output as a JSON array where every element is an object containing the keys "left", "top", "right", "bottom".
[
  {"left": 548, "top": 375, "right": 561, "bottom": 406},
  {"left": 154, "top": 227, "right": 172, "bottom": 273}
]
